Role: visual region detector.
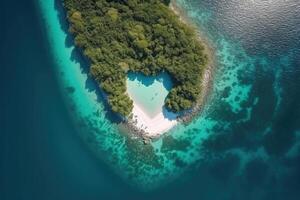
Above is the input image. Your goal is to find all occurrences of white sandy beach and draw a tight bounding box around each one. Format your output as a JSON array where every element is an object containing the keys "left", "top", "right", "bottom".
[{"left": 129, "top": 102, "right": 178, "bottom": 137}]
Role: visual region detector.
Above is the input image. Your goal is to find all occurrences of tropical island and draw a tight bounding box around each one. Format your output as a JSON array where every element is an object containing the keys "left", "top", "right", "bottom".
[{"left": 63, "top": 0, "right": 212, "bottom": 137}]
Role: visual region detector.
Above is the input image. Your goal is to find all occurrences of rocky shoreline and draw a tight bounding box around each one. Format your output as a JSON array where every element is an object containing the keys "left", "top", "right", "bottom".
[{"left": 120, "top": 120, "right": 160, "bottom": 144}]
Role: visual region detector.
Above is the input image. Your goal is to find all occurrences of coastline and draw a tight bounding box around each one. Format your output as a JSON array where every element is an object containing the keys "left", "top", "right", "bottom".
[
  {"left": 121, "top": 0, "right": 216, "bottom": 141},
  {"left": 170, "top": 0, "right": 216, "bottom": 124},
  {"left": 125, "top": 102, "right": 178, "bottom": 141}
]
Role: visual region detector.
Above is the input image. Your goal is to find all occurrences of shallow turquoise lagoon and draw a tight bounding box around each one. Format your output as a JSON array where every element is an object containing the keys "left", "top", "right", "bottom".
[
  {"left": 37, "top": 0, "right": 300, "bottom": 193},
  {"left": 126, "top": 72, "right": 173, "bottom": 117},
  {"left": 38, "top": 0, "right": 252, "bottom": 189}
]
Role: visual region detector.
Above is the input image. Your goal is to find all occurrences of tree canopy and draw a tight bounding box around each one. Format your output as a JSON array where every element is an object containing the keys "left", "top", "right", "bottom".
[{"left": 63, "top": 0, "right": 208, "bottom": 116}]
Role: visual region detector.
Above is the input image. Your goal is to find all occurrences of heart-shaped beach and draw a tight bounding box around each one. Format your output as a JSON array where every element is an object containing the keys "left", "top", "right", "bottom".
[{"left": 126, "top": 72, "right": 178, "bottom": 137}]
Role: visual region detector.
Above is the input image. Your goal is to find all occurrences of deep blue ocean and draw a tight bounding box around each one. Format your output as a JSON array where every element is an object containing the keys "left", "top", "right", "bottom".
[{"left": 1, "top": 0, "right": 300, "bottom": 200}]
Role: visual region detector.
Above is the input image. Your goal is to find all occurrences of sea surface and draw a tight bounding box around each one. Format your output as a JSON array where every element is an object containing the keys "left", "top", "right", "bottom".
[{"left": 1, "top": 0, "right": 300, "bottom": 199}]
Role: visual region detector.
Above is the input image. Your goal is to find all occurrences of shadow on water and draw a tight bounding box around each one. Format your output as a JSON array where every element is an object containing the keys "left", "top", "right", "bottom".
[
  {"left": 127, "top": 71, "right": 173, "bottom": 91},
  {"left": 54, "top": 0, "right": 122, "bottom": 123},
  {"left": 162, "top": 107, "right": 178, "bottom": 120}
]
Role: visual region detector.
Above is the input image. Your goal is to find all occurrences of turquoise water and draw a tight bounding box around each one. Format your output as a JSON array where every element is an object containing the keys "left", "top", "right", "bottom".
[
  {"left": 34, "top": 0, "right": 300, "bottom": 195},
  {"left": 38, "top": 0, "right": 215, "bottom": 189},
  {"left": 37, "top": 0, "right": 258, "bottom": 189},
  {"left": 2, "top": 0, "right": 300, "bottom": 199},
  {"left": 127, "top": 72, "right": 173, "bottom": 117},
  {"left": 39, "top": 0, "right": 175, "bottom": 189}
]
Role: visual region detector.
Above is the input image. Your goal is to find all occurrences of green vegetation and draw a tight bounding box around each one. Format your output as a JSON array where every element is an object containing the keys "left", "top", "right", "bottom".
[{"left": 63, "top": 0, "right": 208, "bottom": 116}]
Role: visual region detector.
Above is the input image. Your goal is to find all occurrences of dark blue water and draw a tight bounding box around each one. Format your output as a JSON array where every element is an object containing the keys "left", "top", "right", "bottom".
[{"left": 1, "top": 0, "right": 300, "bottom": 199}]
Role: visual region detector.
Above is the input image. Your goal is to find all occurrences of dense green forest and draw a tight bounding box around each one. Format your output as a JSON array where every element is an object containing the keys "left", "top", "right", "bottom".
[{"left": 63, "top": 0, "right": 208, "bottom": 117}]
